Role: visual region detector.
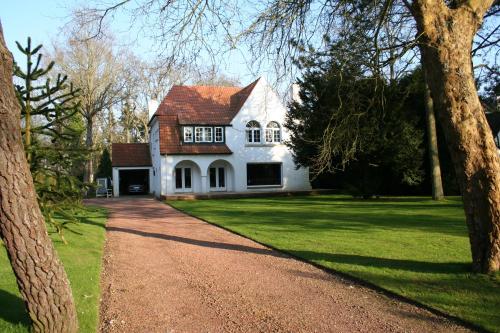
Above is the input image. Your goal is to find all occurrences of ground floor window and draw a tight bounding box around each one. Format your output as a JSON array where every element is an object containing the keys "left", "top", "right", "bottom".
[
  {"left": 247, "top": 163, "right": 282, "bottom": 186},
  {"left": 209, "top": 167, "right": 225, "bottom": 189},
  {"left": 175, "top": 167, "right": 192, "bottom": 189}
]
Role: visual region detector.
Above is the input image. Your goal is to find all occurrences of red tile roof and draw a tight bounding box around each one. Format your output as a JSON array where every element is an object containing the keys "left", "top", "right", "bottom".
[
  {"left": 153, "top": 78, "right": 260, "bottom": 155},
  {"left": 112, "top": 143, "right": 152, "bottom": 167},
  {"left": 155, "top": 78, "right": 259, "bottom": 125}
]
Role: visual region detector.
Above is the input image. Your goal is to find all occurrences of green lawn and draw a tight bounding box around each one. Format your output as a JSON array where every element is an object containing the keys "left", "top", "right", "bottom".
[
  {"left": 0, "top": 206, "right": 107, "bottom": 333},
  {"left": 169, "top": 195, "right": 500, "bottom": 332}
]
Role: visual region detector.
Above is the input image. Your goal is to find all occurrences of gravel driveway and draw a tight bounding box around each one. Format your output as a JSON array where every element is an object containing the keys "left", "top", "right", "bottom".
[{"left": 88, "top": 197, "right": 471, "bottom": 333}]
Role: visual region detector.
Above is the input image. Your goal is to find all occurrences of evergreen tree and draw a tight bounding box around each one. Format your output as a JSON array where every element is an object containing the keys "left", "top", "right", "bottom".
[
  {"left": 14, "top": 37, "right": 87, "bottom": 242},
  {"left": 286, "top": 41, "right": 424, "bottom": 197},
  {"left": 96, "top": 148, "right": 112, "bottom": 179}
]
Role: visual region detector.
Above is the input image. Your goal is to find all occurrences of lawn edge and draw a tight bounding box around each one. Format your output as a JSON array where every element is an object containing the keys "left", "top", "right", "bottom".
[
  {"left": 81, "top": 204, "right": 109, "bottom": 333},
  {"left": 165, "top": 200, "right": 490, "bottom": 333}
]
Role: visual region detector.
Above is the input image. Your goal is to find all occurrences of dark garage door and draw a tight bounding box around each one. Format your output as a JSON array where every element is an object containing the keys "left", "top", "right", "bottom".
[{"left": 119, "top": 169, "right": 150, "bottom": 195}]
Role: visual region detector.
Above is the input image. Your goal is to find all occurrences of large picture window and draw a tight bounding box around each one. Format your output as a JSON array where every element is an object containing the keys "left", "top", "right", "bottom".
[{"left": 247, "top": 163, "right": 282, "bottom": 186}]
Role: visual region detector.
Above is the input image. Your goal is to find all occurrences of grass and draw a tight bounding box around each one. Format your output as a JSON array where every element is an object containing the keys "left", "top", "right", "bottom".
[
  {"left": 169, "top": 195, "right": 500, "bottom": 332},
  {"left": 0, "top": 205, "right": 107, "bottom": 333}
]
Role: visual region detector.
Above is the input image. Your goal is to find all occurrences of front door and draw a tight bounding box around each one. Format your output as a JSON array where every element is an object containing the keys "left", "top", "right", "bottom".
[
  {"left": 209, "top": 167, "right": 226, "bottom": 191},
  {"left": 175, "top": 167, "right": 192, "bottom": 192}
]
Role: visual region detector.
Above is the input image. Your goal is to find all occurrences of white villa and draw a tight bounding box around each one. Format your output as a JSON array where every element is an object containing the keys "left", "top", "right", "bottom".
[{"left": 111, "top": 77, "right": 311, "bottom": 198}]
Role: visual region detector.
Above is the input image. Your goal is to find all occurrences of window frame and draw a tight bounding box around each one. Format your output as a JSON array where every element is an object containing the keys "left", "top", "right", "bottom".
[
  {"left": 246, "top": 121, "right": 261, "bottom": 143},
  {"left": 194, "top": 126, "right": 214, "bottom": 143},
  {"left": 265, "top": 121, "right": 281, "bottom": 143},
  {"left": 183, "top": 126, "right": 193, "bottom": 143},
  {"left": 214, "top": 126, "right": 224, "bottom": 143},
  {"left": 246, "top": 163, "right": 283, "bottom": 187}
]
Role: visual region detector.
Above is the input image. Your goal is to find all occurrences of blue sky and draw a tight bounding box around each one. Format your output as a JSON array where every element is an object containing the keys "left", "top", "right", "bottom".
[
  {"left": 1, "top": 1, "right": 262, "bottom": 86},
  {"left": 2, "top": 2, "right": 70, "bottom": 64}
]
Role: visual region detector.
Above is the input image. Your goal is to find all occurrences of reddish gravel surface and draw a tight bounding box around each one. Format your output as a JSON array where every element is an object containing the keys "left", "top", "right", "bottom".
[{"left": 88, "top": 197, "right": 471, "bottom": 333}]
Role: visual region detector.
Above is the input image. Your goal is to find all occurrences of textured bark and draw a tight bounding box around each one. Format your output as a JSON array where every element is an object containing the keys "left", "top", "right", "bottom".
[
  {"left": 423, "top": 82, "right": 444, "bottom": 200},
  {"left": 413, "top": 0, "right": 500, "bottom": 273},
  {"left": 0, "top": 23, "right": 78, "bottom": 332}
]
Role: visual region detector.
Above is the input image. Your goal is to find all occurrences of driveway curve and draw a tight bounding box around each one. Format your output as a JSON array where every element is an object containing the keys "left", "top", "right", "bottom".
[{"left": 87, "top": 197, "right": 470, "bottom": 333}]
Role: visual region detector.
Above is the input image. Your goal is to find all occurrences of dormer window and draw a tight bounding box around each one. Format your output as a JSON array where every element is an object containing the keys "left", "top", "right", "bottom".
[
  {"left": 265, "top": 121, "right": 281, "bottom": 143},
  {"left": 195, "top": 127, "right": 213, "bottom": 142},
  {"left": 215, "top": 127, "right": 224, "bottom": 142},
  {"left": 246, "top": 121, "right": 261, "bottom": 143},
  {"left": 183, "top": 127, "right": 193, "bottom": 142}
]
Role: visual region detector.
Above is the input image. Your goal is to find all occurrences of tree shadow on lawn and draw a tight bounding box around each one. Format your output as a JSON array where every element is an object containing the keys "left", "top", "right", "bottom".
[
  {"left": 0, "top": 289, "right": 29, "bottom": 328},
  {"left": 226, "top": 196, "right": 464, "bottom": 209},
  {"left": 289, "top": 250, "right": 471, "bottom": 274},
  {"left": 201, "top": 208, "right": 468, "bottom": 237}
]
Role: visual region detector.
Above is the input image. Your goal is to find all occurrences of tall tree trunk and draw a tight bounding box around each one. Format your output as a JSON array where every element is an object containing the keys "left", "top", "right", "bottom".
[
  {"left": 84, "top": 116, "right": 94, "bottom": 184},
  {"left": 413, "top": 0, "right": 500, "bottom": 273},
  {"left": 423, "top": 81, "right": 444, "bottom": 200},
  {"left": 0, "top": 23, "right": 78, "bottom": 332}
]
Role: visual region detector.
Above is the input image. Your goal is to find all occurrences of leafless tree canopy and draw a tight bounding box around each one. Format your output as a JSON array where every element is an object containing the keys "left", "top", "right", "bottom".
[{"left": 73, "top": 1, "right": 498, "bottom": 85}]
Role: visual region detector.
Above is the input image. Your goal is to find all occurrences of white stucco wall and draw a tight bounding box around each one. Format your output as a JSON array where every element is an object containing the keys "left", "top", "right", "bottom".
[
  {"left": 149, "top": 119, "right": 163, "bottom": 197},
  {"left": 159, "top": 78, "right": 311, "bottom": 195}
]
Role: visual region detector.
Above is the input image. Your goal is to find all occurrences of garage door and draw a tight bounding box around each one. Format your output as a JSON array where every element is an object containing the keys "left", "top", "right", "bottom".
[{"left": 119, "top": 169, "right": 150, "bottom": 195}]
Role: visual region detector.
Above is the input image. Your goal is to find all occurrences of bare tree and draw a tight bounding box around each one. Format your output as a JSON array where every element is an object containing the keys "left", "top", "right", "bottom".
[
  {"left": 51, "top": 29, "right": 125, "bottom": 184},
  {"left": 0, "top": 23, "right": 78, "bottom": 333}
]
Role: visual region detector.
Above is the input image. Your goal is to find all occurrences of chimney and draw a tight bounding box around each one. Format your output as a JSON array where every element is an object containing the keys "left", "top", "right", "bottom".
[
  {"left": 289, "top": 83, "right": 301, "bottom": 104},
  {"left": 148, "top": 99, "right": 159, "bottom": 121}
]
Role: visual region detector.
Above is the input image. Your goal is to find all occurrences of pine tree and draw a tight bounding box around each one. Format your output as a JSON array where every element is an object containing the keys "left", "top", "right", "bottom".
[
  {"left": 96, "top": 148, "right": 112, "bottom": 179},
  {"left": 14, "top": 37, "right": 87, "bottom": 242}
]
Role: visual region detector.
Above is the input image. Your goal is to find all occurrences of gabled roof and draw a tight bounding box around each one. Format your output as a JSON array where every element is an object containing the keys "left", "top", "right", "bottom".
[
  {"left": 112, "top": 143, "right": 152, "bottom": 167},
  {"left": 153, "top": 78, "right": 260, "bottom": 155},
  {"left": 155, "top": 78, "right": 260, "bottom": 125}
]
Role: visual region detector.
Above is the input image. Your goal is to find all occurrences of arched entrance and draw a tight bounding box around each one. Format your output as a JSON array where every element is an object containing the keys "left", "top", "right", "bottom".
[
  {"left": 173, "top": 160, "right": 202, "bottom": 193},
  {"left": 207, "top": 160, "right": 234, "bottom": 192}
]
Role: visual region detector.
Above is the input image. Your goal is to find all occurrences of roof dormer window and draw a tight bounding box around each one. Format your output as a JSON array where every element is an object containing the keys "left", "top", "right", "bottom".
[
  {"left": 195, "top": 127, "right": 213, "bottom": 143},
  {"left": 183, "top": 127, "right": 193, "bottom": 142},
  {"left": 215, "top": 127, "right": 224, "bottom": 142}
]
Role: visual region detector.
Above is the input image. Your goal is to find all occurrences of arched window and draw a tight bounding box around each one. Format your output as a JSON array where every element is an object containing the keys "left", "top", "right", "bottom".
[
  {"left": 246, "top": 121, "right": 261, "bottom": 143},
  {"left": 265, "top": 121, "right": 281, "bottom": 143}
]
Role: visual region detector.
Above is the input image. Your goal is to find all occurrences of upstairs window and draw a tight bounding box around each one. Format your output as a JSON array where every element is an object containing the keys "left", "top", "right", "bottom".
[
  {"left": 265, "top": 121, "right": 281, "bottom": 143},
  {"left": 246, "top": 121, "right": 261, "bottom": 143},
  {"left": 195, "top": 127, "right": 213, "bottom": 142},
  {"left": 195, "top": 127, "right": 203, "bottom": 142},
  {"left": 215, "top": 127, "right": 224, "bottom": 142},
  {"left": 183, "top": 127, "right": 193, "bottom": 142}
]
